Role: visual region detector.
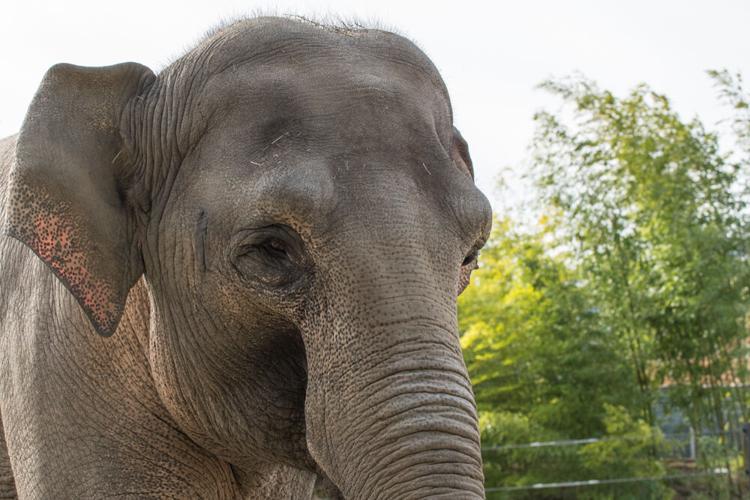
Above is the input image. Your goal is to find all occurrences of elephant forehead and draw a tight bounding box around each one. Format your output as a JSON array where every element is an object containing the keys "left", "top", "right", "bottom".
[
  {"left": 190, "top": 22, "right": 452, "bottom": 134},
  {"left": 201, "top": 61, "right": 450, "bottom": 136}
]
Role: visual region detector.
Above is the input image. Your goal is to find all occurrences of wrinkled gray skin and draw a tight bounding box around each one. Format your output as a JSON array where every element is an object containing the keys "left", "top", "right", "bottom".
[{"left": 0, "top": 17, "right": 491, "bottom": 499}]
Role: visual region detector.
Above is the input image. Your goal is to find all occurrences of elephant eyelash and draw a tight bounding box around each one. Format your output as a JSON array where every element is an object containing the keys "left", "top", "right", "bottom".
[
  {"left": 255, "top": 240, "right": 292, "bottom": 262},
  {"left": 462, "top": 248, "right": 480, "bottom": 267},
  {"left": 234, "top": 225, "right": 301, "bottom": 260}
]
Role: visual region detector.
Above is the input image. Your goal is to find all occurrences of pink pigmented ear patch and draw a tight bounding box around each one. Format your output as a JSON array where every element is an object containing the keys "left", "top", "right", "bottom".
[
  {"left": 4, "top": 62, "right": 154, "bottom": 337},
  {"left": 6, "top": 182, "right": 120, "bottom": 335}
]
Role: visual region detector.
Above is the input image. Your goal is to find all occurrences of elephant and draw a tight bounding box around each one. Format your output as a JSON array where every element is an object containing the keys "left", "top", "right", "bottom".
[{"left": 0, "top": 16, "right": 492, "bottom": 499}]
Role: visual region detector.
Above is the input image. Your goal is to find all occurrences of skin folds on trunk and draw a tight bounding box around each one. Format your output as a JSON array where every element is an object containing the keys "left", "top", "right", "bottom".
[
  {"left": 344, "top": 362, "right": 483, "bottom": 498},
  {"left": 301, "top": 255, "right": 485, "bottom": 499},
  {"left": 306, "top": 325, "right": 485, "bottom": 499}
]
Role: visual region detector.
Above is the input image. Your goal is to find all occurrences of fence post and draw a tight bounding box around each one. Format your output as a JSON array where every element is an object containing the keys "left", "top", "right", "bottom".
[
  {"left": 689, "top": 426, "right": 696, "bottom": 461},
  {"left": 743, "top": 423, "right": 750, "bottom": 477}
]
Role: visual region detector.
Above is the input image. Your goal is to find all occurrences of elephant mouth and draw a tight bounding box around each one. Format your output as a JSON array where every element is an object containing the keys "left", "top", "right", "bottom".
[
  {"left": 276, "top": 329, "right": 344, "bottom": 496},
  {"left": 221, "top": 322, "right": 314, "bottom": 470},
  {"left": 260, "top": 324, "right": 310, "bottom": 434}
]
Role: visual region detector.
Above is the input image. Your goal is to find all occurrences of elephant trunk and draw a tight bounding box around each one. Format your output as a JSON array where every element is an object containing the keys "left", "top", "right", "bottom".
[
  {"left": 302, "top": 286, "right": 485, "bottom": 499},
  {"left": 345, "top": 351, "right": 484, "bottom": 498}
]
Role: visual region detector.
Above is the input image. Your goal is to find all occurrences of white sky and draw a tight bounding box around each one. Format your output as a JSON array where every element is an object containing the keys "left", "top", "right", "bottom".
[{"left": 2, "top": 0, "right": 749, "bottom": 209}]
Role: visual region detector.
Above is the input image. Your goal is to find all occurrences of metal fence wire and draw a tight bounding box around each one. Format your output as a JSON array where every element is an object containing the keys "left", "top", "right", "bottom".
[{"left": 481, "top": 431, "right": 743, "bottom": 496}]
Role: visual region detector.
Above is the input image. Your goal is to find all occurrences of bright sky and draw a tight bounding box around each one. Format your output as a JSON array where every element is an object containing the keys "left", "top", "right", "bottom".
[{"left": 2, "top": 1, "right": 749, "bottom": 208}]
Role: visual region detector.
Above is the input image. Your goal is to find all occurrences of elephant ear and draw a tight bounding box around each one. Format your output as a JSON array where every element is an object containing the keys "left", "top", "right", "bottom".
[
  {"left": 3, "top": 62, "right": 155, "bottom": 337},
  {"left": 451, "top": 126, "right": 474, "bottom": 179}
]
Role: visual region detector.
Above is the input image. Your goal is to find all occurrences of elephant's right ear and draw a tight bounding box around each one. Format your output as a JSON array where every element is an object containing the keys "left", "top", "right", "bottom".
[
  {"left": 3, "top": 62, "right": 155, "bottom": 337},
  {"left": 451, "top": 127, "right": 474, "bottom": 179}
]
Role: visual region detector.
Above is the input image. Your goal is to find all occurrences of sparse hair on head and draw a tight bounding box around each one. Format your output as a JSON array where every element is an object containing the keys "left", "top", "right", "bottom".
[{"left": 162, "top": 11, "right": 412, "bottom": 71}]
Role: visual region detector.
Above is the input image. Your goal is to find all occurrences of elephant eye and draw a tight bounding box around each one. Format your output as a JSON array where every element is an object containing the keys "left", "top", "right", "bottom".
[
  {"left": 461, "top": 245, "right": 481, "bottom": 270},
  {"left": 232, "top": 226, "right": 307, "bottom": 288},
  {"left": 461, "top": 250, "right": 479, "bottom": 266},
  {"left": 458, "top": 247, "right": 480, "bottom": 296},
  {"left": 254, "top": 238, "right": 289, "bottom": 260}
]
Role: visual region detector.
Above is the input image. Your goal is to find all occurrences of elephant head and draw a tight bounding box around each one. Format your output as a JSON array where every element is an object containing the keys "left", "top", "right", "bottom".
[{"left": 4, "top": 17, "right": 491, "bottom": 498}]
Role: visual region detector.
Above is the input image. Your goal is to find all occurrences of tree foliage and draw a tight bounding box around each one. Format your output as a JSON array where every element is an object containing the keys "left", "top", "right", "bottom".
[
  {"left": 529, "top": 76, "right": 750, "bottom": 438},
  {"left": 459, "top": 218, "right": 651, "bottom": 495},
  {"left": 710, "top": 69, "right": 750, "bottom": 156},
  {"left": 460, "top": 73, "right": 750, "bottom": 497}
]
